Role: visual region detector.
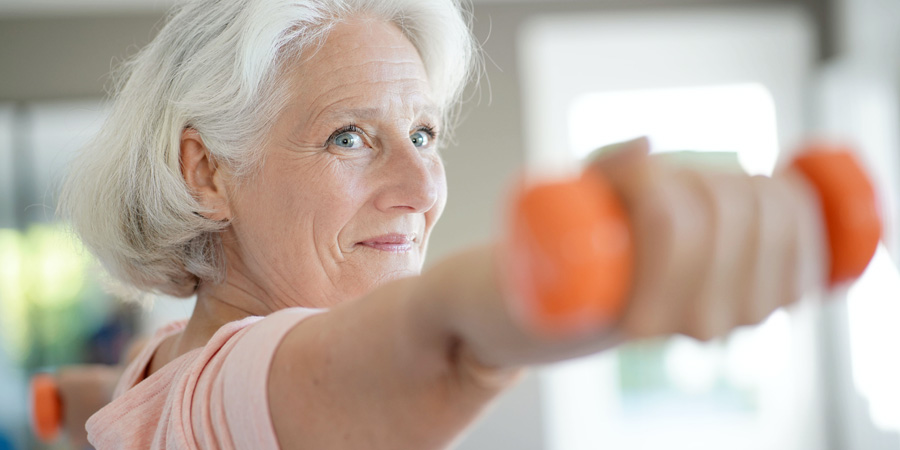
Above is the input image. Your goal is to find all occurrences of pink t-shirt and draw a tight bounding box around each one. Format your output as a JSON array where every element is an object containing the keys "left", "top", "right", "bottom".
[{"left": 86, "top": 307, "right": 324, "bottom": 449}]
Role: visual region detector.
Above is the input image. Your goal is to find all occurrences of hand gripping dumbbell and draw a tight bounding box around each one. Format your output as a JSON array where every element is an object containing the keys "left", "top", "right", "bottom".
[
  {"left": 504, "top": 142, "right": 881, "bottom": 337},
  {"left": 29, "top": 365, "right": 120, "bottom": 445}
]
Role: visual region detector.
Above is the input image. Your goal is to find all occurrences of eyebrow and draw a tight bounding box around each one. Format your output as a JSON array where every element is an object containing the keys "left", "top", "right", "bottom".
[{"left": 318, "top": 103, "right": 442, "bottom": 125}]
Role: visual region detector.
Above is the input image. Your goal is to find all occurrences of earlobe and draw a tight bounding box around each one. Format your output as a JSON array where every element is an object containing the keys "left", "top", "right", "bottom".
[{"left": 180, "top": 128, "right": 232, "bottom": 221}]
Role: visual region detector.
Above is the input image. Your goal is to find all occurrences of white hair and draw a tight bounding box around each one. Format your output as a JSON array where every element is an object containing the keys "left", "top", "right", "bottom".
[{"left": 60, "top": 0, "right": 478, "bottom": 298}]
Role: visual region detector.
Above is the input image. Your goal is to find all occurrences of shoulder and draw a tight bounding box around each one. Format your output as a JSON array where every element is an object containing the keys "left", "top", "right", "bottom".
[
  {"left": 113, "top": 319, "right": 188, "bottom": 398},
  {"left": 235, "top": 307, "right": 326, "bottom": 345},
  {"left": 88, "top": 309, "right": 324, "bottom": 449},
  {"left": 202, "top": 307, "right": 326, "bottom": 449}
]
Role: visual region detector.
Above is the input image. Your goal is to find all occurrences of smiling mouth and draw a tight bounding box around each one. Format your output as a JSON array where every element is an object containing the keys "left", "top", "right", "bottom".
[{"left": 357, "top": 233, "right": 417, "bottom": 253}]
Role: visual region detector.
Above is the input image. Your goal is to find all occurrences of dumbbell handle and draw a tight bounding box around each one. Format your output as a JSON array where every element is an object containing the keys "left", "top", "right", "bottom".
[{"left": 506, "top": 144, "right": 881, "bottom": 337}]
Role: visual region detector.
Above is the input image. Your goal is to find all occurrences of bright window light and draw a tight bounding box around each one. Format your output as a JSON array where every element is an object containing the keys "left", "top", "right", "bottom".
[
  {"left": 847, "top": 244, "right": 900, "bottom": 433},
  {"left": 568, "top": 83, "right": 780, "bottom": 176}
]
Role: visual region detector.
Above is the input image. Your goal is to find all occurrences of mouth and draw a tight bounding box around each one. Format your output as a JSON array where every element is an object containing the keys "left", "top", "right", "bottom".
[{"left": 356, "top": 233, "right": 417, "bottom": 253}]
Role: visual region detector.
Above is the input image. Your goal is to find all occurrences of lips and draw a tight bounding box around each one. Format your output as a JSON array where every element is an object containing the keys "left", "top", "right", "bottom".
[{"left": 357, "top": 233, "right": 417, "bottom": 253}]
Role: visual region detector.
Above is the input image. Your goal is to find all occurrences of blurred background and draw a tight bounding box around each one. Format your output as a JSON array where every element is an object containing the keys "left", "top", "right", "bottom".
[{"left": 0, "top": 0, "right": 898, "bottom": 449}]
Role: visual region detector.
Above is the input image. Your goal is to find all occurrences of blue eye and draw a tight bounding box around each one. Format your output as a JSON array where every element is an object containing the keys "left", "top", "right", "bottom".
[
  {"left": 410, "top": 130, "right": 430, "bottom": 148},
  {"left": 333, "top": 131, "right": 364, "bottom": 149}
]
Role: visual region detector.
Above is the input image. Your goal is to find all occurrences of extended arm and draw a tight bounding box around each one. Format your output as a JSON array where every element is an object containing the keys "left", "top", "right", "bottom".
[{"left": 267, "top": 140, "right": 844, "bottom": 449}]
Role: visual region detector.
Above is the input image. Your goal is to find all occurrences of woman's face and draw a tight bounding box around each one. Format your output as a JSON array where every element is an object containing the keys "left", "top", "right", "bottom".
[{"left": 222, "top": 17, "right": 446, "bottom": 308}]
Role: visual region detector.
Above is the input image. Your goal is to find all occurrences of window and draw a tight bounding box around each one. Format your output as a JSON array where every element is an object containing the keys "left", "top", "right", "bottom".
[{"left": 517, "top": 7, "right": 826, "bottom": 450}]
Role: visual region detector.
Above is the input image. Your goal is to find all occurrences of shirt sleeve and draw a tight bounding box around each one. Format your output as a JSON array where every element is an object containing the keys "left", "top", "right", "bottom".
[{"left": 191, "top": 307, "right": 324, "bottom": 450}]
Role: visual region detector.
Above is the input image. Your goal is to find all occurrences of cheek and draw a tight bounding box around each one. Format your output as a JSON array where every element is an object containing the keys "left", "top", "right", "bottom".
[
  {"left": 429, "top": 162, "right": 449, "bottom": 224},
  {"left": 238, "top": 157, "right": 371, "bottom": 246}
]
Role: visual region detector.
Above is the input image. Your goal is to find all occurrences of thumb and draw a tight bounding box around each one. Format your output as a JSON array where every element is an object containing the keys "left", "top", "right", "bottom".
[{"left": 585, "top": 136, "right": 651, "bottom": 182}]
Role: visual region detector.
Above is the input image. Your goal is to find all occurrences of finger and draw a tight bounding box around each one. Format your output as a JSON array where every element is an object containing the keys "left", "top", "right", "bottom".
[
  {"left": 687, "top": 171, "right": 757, "bottom": 340},
  {"left": 619, "top": 168, "right": 712, "bottom": 339},
  {"left": 780, "top": 173, "right": 828, "bottom": 308},
  {"left": 586, "top": 136, "right": 651, "bottom": 164},
  {"left": 743, "top": 176, "right": 797, "bottom": 324},
  {"left": 585, "top": 136, "right": 652, "bottom": 186}
]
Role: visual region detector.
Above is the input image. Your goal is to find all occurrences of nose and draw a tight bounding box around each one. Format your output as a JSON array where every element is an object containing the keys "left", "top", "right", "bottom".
[{"left": 373, "top": 138, "right": 440, "bottom": 214}]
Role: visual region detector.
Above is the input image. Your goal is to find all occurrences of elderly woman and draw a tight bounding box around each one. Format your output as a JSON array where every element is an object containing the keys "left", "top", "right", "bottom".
[{"left": 59, "top": 0, "right": 835, "bottom": 448}]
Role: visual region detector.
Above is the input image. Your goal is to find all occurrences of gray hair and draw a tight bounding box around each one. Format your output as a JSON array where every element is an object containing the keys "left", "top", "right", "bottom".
[{"left": 60, "top": 0, "right": 478, "bottom": 298}]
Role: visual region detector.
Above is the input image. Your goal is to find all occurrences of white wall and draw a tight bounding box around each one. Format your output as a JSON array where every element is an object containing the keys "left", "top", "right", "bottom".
[{"left": 813, "top": 0, "right": 900, "bottom": 448}]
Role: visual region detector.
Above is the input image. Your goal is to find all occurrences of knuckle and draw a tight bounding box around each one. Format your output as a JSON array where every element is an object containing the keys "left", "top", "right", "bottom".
[{"left": 681, "top": 306, "right": 730, "bottom": 342}]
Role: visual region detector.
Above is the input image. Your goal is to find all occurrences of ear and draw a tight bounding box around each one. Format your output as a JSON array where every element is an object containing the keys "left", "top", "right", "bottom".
[{"left": 180, "top": 128, "right": 232, "bottom": 221}]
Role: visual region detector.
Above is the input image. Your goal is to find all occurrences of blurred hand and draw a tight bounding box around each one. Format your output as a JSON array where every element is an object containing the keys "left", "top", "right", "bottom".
[
  {"left": 57, "top": 364, "right": 121, "bottom": 446},
  {"left": 587, "top": 137, "right": 826, "bottom": 341}
]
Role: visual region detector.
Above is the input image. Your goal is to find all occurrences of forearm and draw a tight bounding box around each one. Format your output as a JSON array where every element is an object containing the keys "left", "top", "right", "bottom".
[{"left": 417, "top": 244, "right": 625, "bottom": 370}]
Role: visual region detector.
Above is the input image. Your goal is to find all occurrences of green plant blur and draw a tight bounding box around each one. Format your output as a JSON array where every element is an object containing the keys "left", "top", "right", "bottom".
[{"left": 0, "top": 224, "right": 111, "bottom": 371}]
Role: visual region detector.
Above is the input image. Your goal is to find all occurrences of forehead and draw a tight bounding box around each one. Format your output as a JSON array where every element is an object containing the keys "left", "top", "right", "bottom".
[{"left": 285, "top": 17, "right": 436, "bottom": 122}]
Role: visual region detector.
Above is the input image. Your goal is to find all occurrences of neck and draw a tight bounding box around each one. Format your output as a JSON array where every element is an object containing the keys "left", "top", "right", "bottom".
[{"left": 173, "top": 279, "right": 275, "bottom": 355}]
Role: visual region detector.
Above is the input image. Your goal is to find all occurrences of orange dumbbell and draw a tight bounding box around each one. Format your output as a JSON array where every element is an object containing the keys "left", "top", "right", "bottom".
[
  {"left": 507, "top": 143, "right": 881, "bottom": 337},
  {"left": 30, "top": 373, "right": 62, "bottom": 442},
  {"left": 505, "top": 168, "right": 634, "bottom": 337},
  {"left": 790, "top": 147, "right": 881, "bottom": 285}
]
